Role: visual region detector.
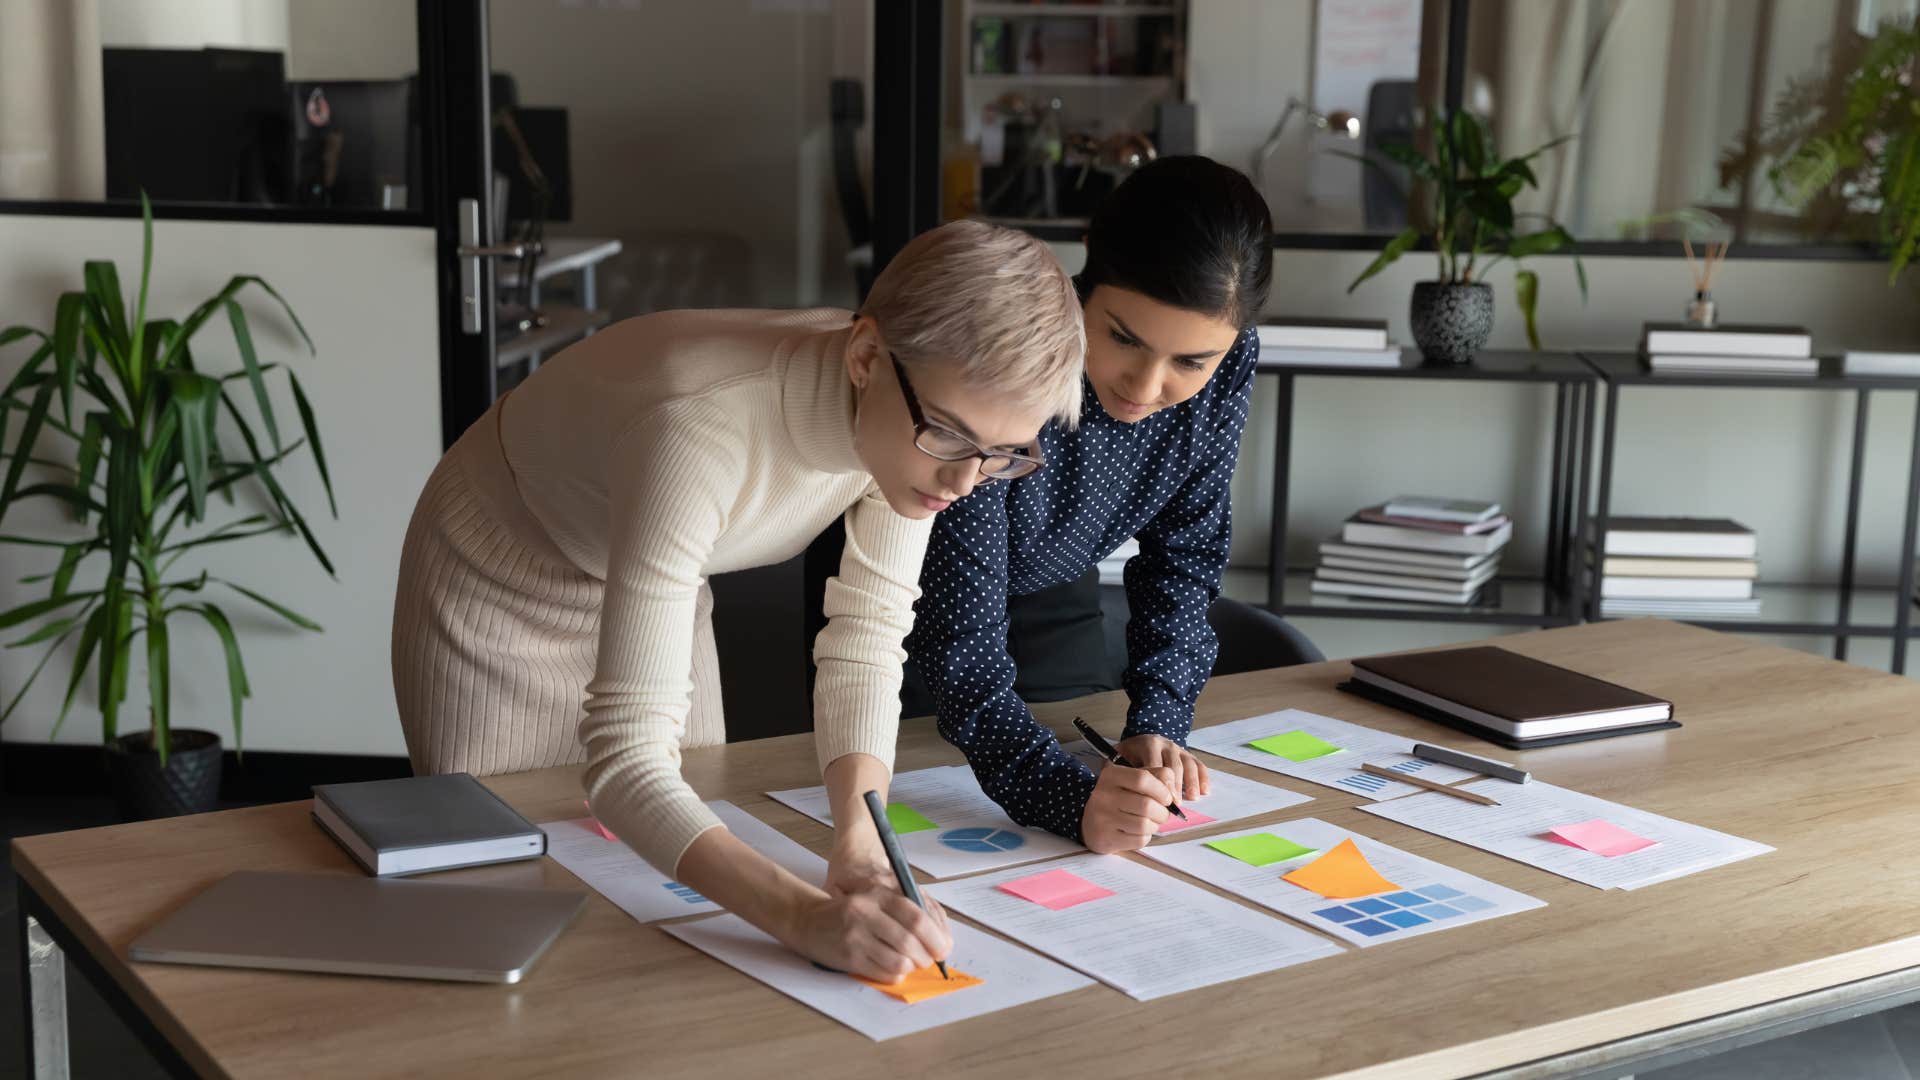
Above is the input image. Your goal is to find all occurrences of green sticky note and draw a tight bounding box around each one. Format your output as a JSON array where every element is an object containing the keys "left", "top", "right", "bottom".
[
  {"left": 1205, "top": 833, "right": 1318, "bottom": 867},
  {"left": 886, "top": 803, "right": 938, "bottom": 834},
  {"left": 1248, "top": 730, "right": 1342, "bottom": 762}
]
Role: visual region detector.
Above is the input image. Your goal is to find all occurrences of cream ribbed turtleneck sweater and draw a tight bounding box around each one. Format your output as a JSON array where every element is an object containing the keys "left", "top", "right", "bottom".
[{"left": 496, "top": 307, "right": 932, "bottom": 875}]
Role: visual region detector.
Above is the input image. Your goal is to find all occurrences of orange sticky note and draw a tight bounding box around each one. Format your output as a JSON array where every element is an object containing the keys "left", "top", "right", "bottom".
[
  {"left": 1281, "top": 837, "right": 1401, "bottom": 899},
  {"left": 853, "top": 964, "right": 984, "bottom": 1004}
]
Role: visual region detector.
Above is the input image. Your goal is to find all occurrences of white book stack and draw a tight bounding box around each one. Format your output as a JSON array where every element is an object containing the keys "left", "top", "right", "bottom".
[
  {"left": 1642, "top": 323, "right": 1817, "bottom": 376},
  {"left": 1256, "top": 318, "right": 1401, "bottom": 368},
  {"left": 1096, "top": 537, "right": 1140, "bottom": 587},
  {"left": 1311, "top": 496, "right": 1511, "bottom": 606},
  {"left": 1843, "top": 350, "right": 1920, "bottom": 377},
  {"left": 1597, "top": 517, "right": 1761, "bottom": 618}
]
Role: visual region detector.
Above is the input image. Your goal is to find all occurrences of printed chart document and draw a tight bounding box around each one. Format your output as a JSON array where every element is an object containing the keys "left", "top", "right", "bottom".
[
  {"left": 542, "top": 800, "right": 825, "bottom": 923},
  {"left": 925, "top": 854, "right": 1343, "bottom": 1000},
  {"left": 662, "top": 914, "right": 1092, "bottom": 1041},
  {"left": 1360, "top": 779, "right": 1773, "bottom": 889},
  {"left": 1142, "top": 817, "right": 1544, "bottom": 948},
  {"left": 1186, "top": 709, "right": 1477, "bottom": 800},
  {"left": 1059, "top": 738, "right": 1317, "bottom": 834},
  {"left": 768, "top": 766, "right": 1081, "bottom": 878}
]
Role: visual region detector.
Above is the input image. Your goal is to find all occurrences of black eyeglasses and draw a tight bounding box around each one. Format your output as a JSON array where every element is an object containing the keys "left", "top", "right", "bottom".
[{"left": 891, "top": 353, "right": 1045, "bottom": 482}]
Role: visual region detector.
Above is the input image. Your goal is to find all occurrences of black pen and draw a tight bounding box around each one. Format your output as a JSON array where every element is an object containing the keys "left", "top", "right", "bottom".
[
  {"left": 862, "top": 790, "right": 949, "bottom": 980},
  {"left": 1071, "top": 717, "right": 1188, "bottom": 821}
]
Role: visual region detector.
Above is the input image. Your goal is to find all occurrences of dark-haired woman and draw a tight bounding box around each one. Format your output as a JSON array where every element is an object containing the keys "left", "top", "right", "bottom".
[{"left": 905, "top": 155, "right": 1273, "bottom": 852}]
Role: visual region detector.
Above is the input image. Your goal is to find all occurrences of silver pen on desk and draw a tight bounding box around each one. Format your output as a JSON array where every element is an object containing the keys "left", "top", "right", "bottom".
[{"left": 1411, "top": 742, "right": 1530, "bottom": 784}]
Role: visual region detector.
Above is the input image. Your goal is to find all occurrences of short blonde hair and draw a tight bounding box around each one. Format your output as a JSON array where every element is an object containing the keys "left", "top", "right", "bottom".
[{"left": 859, "top": 219, "right": 1085, "bottom": 428}]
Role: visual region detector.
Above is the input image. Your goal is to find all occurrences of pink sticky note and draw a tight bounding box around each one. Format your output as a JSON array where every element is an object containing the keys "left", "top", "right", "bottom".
[
  {"left": 583, "top": 800, "right": 618, "bottom": 842},
  {"left": 1156, "top": 808, "right": 1219, "bottom": 834},
  {"left": 996, "top": 868, "right": 1116, "bottom": 911},
  {"left": 1546, "top": 819, "right": 1657, "bottom": 857}
]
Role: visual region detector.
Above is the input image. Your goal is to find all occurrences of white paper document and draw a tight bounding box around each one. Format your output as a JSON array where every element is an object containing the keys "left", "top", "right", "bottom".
[
  {"left": 1186, "top": 709, "right": 1478, "bottom": 800},
  {"left": 662, "top": 914, "right": 1093, "bottom": 1041},
  {"left": 542, "top": 800, "right": 826, "bottom": 923},
  {"left": 768, "top": 766, "right": 1082, "bottom": 879},
  {"left": 1141, "top": 817, "right": 1545, "bottom": 948},
  {"left": 1360, "top": 779, "right": 1774, "bottom": 890},
  {"left": 1058, "top": 738, "right": 1317, "bottom": 835},
  {"left": 925, "top": 854, "right": 1343, "bottom": 1000}
]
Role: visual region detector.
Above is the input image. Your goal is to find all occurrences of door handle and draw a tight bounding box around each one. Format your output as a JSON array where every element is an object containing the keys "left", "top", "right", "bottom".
[
  {"left": 455, "top": 199, "right": 541, "bottom": 334},
  {"left": 458, "top": 242, "right": 531, "bottom": 258}
]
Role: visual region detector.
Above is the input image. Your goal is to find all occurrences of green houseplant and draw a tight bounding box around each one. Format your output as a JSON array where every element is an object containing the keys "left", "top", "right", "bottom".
[
  {"left": 0, "top": 197, "right": 336, "bottom": 818},
  {"left": 1344, "top": 108, "right": 1587, "bottom": 361},
  {"left": 1719, "top": 15, "right": 1920, "bottom": 284}
]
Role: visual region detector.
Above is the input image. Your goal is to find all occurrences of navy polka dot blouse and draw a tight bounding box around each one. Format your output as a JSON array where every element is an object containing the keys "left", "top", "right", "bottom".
[{"left": 905, "top": 327, "right": 1258, "bottom": 842}]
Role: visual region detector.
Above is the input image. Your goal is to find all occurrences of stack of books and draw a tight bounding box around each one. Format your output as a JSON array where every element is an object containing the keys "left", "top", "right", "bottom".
[
  {"left": 1312, "top": 496, "right": 1512, "bottom": 606},
  {"left": 1257, "top": 318, "right": 1400, "bottom": 368},
  {"left": 1642, "top": 323, "right": 1816, "bottom": 376},
  {"left": 1597, "top": 517, "right": 1760, "bottom": 618},
  {"left": 1096, "top": 537, "right": 1140, "bottom": 586}
]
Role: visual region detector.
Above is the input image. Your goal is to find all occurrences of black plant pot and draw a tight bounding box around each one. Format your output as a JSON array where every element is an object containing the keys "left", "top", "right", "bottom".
[
  {"left": 105, "top": 729, "right": 223, "bottom": 820},
  {"left": 1409, "top": 281, "right": 1494, "bottom": 363}
]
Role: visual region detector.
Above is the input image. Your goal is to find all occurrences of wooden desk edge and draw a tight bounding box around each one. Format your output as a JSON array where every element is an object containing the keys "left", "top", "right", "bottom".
[{"left": 13, "top": 844, "right": 231, "bottom": 1080}]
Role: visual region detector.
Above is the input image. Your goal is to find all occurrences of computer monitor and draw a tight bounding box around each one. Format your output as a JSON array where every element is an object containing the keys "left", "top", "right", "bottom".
[
  {"left": 102, "top": 47, "right": 288, "bottom": 205},
  {"left": 287, "top": 79, "right": 416, "bottom": 210}
]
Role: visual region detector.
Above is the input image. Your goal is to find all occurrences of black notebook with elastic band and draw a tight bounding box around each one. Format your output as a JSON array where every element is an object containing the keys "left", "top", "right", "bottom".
[
  {"left": 1337, "top": 645, "right": 1680, "bottom": 750},
  {"left": 1337, "top": 678, "right": 1680, "bottom": 750}
]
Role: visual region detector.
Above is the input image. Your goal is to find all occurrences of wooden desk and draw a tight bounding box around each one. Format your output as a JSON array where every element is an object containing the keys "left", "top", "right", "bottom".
[{"left": 15, "top": 620, "right": 1920, "bottom": 1079}]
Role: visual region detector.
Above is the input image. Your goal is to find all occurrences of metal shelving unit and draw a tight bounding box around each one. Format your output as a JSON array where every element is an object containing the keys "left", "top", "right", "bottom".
[
  {"left": 1578, "top": 352, "right": 1920, "bottom": 673},
  {"left": 1261, "top": 349, "right": 1597, "bottom": 629}
]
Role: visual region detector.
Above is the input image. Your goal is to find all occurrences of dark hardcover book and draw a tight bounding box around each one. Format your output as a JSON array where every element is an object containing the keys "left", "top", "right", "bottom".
[
  {"left": 1336, "top": 678, "right": 1681, "bottom": 750},
  {"left": 1347, "top": 645, "right": 1674, "bottom": 741},
  {"left": 312, "top": 773, "right": 546, "bottom": 877},
  {"left": 1601, "top": 517, "right": 1756, "bottom": 558}
]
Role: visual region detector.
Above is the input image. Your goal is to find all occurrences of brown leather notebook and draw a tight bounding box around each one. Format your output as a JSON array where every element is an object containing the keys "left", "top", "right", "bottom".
[{"left": 1347, "top": 646, "right": 1675, "bottom": 743}]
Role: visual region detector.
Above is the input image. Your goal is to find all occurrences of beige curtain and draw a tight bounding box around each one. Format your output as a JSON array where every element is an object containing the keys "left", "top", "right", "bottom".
[
  {"left": 0, "top": 0, "right": 105, "bottom": 200},
  {"left": 1476, "top": 0, "right": 1763, "bottom": 239}
]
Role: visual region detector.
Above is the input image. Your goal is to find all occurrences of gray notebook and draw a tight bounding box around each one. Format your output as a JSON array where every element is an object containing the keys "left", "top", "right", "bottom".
[{"left": 313, "top": 773, "right": 545, "bottom": 877}]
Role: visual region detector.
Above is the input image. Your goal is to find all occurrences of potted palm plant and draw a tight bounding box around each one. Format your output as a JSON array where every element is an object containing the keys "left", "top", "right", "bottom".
[
  {"left": 0, "top": 197, "right": 336, "bottom": 819},
  {"left": 1344, "top": 108, "right": 1588, "bottom": 361}
]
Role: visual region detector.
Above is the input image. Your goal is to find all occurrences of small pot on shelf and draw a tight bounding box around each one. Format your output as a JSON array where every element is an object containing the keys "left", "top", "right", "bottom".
[
  {"left": 1409, "top": 281, "right": 1494, "bottom": 364},
  {"left": 105, "top": 728, "right": 223, "bottom": 820}
]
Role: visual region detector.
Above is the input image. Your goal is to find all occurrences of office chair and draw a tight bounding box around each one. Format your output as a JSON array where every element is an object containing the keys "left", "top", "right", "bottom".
[{"left": 1096, "top": 575, "right": 1324, "bottom": 686}]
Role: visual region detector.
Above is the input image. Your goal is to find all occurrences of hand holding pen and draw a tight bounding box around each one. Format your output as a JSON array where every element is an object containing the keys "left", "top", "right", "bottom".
[{"left": 1075, "top": 718, "right": 1190, "bottom": 845}]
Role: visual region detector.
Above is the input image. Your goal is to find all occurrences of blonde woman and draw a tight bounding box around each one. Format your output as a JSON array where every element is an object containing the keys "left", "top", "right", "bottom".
[{"left": 391, "top": 221, "right": 1084, "bottom": 980}]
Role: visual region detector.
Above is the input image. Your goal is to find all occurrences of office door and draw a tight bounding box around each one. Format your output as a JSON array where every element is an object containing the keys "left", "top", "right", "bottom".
[{"left": 0, "top": 0, "right": 497, "bottom": 760}]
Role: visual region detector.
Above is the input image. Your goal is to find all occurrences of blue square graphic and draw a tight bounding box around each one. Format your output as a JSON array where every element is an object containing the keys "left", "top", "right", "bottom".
[
  {"left": 1384, "top": 892, "right": 1430, "bottom": 908},
  {"left": 1380, "top": 909, "right": 1431, "bottom": 929},
  {"left": 1314, "top": 906, "right": 1365, "bottom": 923},
  {"left": 663, "top": 881, "right": 709, "bottom": 904},
  {"left": 1349, "top": 898, "right": 1395, "bottom": 915},
  {"left": 1349, "top": 919, "right": 1398, "bottom": 937},
  {"left": 1412, "top": 904, "right": 1464, "bottom": 919},
  {"left": 1417, "top": 884, "right": 1465, "bottom": 901},
  {"left": 1450, "top": 895, "right": 1495, "bottom": 912}
]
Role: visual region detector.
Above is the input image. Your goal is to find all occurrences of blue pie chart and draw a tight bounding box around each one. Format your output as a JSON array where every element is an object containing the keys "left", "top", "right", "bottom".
[{"left": 939, "top": 827, "right": 1026, "bottom": 853}]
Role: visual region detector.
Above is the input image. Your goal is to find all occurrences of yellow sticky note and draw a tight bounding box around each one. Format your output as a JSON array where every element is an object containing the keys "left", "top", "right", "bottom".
[
  {"left": 854, "top": 964, "right": 983, "bottom": 1004},
  {"left": 1281, "top": 837, "right": 1401, "bottom": 899}
]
